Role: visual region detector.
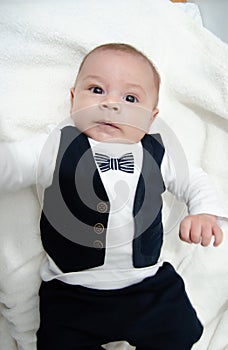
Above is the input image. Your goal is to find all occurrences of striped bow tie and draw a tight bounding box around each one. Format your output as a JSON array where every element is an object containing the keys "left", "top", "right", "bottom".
[{"left": 94, "top": 152, "right": 134, "bottom": 173}]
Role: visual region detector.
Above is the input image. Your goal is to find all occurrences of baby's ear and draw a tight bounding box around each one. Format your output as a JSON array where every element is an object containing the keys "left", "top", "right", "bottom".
[
  {"left": 149, "top": 108, "right": 159, "bottom": 125},
  {"left": 152, "top": 108, "right": 159, "bottom": 118},
  {"left": 70, "top": 88, "right": 75, "bottom": 109}
]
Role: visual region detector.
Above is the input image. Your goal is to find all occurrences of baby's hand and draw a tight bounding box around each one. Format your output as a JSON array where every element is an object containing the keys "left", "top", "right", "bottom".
[{"left": 179, "top": 214, "right": 223, "bottom": 247}]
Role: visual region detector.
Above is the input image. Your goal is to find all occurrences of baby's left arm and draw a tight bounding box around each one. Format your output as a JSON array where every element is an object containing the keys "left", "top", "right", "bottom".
[
  {"left": 162, "top": 151, "right": 227, "bottom": 247},
  {"left": 179, "top": 214, "right": 223, "bottom": 247}
]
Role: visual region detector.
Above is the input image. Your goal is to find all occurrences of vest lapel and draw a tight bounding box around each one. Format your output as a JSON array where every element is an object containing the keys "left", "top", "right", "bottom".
[{"left": 133, "top": 134, "right": 165, "bottom": 267}]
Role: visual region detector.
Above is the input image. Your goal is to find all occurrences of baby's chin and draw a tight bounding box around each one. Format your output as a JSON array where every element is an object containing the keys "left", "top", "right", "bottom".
[
  {"left": 82, "top": 126, "right": 129, "bottom": 144},
  {"left": 75, "top": 123, "right": 146, "bottom": 144}
]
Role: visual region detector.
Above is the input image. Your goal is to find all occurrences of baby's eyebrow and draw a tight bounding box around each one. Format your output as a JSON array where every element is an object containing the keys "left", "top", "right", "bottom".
[
  {"left": 125, "top": 83, "right": 146, "bottom": 96},
  {"left": 82, "top": 75, "right": 102, "bottom": 82}
]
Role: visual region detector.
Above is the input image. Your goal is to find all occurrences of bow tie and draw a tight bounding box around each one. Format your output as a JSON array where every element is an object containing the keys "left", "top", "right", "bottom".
[{"left": 94, "top": 152, "right": 134, "bottom": 173}]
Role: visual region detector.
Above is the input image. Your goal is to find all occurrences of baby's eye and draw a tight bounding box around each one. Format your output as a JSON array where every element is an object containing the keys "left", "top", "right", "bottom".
[
  {"left": 89, "top": 86, "right": 104, "bottom": 94},
  {"left": 123, "top": 95, "right": 138, "bottom": 103}
]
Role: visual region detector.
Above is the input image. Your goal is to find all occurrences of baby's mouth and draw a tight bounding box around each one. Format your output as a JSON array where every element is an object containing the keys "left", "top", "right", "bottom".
[{"left": 97, "top": 121, "right": 119, "bottom": 129}]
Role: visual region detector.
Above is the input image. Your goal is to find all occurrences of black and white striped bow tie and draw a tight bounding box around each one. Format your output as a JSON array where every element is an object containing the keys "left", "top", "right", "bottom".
[{"left": 94, "top": 152, "right": 134, "bottom": 173}]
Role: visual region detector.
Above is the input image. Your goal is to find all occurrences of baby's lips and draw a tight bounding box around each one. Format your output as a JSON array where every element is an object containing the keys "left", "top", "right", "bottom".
[{"left": 97, "top": 119, "right": 119, "bottom": 127}]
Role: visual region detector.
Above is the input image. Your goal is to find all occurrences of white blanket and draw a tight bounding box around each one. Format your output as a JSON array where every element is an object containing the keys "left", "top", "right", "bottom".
[{"left": 0, "top": 1, "right": 228, "bottom": 349}]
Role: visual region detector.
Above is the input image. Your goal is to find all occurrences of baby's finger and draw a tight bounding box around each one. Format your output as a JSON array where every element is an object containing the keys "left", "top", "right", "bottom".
[
  {"left": 200, "top": 225, "right": 213, "bottom": 247},
  {"left": 189, "top": 220, "right": 202, "bottom": 244},
  {"left": 179, "top": 218, "right": 192, "bottom": 243},
  {"left": 212, "top": 225, "right": 223, "bottom": 247}
]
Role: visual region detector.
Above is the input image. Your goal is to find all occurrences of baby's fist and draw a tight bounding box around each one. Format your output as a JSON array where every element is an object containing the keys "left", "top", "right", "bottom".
[{"left": 179, "top": 214, "right": 223, "bottom": 247}]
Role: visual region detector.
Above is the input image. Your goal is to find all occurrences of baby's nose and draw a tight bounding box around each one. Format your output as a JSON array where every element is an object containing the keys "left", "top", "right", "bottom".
[{"left": 99, "top": 101, "right": 121, "bottom": 113}]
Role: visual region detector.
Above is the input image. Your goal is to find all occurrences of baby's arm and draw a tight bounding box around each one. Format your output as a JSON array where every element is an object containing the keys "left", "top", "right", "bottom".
[
  {"left": 0, "top": 133, "right": 49, "bottom": 193},
  {"left": 162, "top": 152, "right": 227, "bottom": 247}
]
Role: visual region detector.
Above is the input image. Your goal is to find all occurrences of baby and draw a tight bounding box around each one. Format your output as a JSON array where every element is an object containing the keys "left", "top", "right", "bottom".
[{"left": 0, "top": 43, "right": 226, "bottom": 350}]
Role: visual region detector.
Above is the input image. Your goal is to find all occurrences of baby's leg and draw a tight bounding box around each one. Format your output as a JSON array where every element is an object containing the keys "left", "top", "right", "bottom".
[
  {"left": 36, "top": 280, "right": 107, "bottom": 350},
  {"left": 127, "top": 263, "right": 203, "bottom": 350}
]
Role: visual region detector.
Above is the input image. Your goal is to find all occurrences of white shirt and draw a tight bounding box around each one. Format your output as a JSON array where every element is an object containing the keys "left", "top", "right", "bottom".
[{"left": 0, "top": 122, "right": 227, "bottom": 289}]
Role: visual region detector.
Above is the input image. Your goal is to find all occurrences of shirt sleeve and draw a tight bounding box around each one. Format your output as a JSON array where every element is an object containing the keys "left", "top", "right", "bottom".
[
  {"left": 161, "top": 150, "right": 228, "bottom": 220},
  {"left": 0, "top": 127, "right": 60, "bottom": 193}
]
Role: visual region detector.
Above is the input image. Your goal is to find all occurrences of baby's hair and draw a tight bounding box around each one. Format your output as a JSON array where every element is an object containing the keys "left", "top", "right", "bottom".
[{"left": 73, "top": 43, "right": 160, "bottom": 102}]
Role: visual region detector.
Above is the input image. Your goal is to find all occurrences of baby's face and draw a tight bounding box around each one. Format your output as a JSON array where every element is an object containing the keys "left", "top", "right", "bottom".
[{"left": 70, "top": 49, "right": 159, "bottom": 143}]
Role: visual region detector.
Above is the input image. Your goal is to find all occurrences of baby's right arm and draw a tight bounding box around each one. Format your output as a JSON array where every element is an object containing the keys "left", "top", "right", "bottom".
[{"left": 0, "top": 133, "right": 50, "bottom": 193}]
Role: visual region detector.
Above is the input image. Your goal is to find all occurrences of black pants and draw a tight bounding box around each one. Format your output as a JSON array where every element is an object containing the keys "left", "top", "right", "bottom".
[{"left": 37, "top": 263, "right": 203, "bottom": 350}]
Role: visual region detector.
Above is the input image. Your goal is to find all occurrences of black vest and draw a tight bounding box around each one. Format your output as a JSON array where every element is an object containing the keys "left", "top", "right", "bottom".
[{"left": 40, "top": 126, "right": 165, "bottom": 272}]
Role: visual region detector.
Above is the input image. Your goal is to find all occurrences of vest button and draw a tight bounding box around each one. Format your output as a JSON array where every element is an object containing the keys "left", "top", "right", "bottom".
[
  {"left": 93, "top": 240, "right": 104, "bottom": 249},
  {"left": 97, "top": 202, "right": 108, "bottom": 213},
  {"left": 94, "top": 223, "right": 104, "bottom": 234}
]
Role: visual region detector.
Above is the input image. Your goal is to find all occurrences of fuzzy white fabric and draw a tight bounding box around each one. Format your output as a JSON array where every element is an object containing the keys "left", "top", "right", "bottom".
[{"left": 0, "top": 0, "right": 228, "bottom": 349}]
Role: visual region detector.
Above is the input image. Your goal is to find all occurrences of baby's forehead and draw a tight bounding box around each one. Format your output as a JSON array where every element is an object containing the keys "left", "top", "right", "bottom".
[{"left": 80, "top": 48, "right": 154, "bottom": 77}]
